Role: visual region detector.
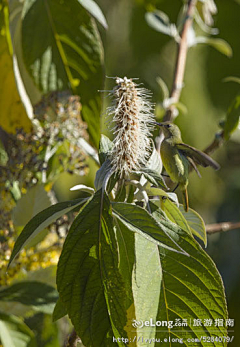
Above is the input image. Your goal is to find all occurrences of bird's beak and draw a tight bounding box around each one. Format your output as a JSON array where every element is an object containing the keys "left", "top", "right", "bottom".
[{"left": 150, "top": 121, "right": 166, "bottom": 127}]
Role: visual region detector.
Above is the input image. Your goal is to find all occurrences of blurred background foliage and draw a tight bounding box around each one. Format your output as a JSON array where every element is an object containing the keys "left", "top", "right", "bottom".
[{"left": 0, "top": 0, "right": 240, "bottom": 345}]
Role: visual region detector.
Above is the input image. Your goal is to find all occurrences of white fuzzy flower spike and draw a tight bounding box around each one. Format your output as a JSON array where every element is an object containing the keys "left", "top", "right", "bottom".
[{"left": 108, "top": 76, "right": 154, "bottom": 178}]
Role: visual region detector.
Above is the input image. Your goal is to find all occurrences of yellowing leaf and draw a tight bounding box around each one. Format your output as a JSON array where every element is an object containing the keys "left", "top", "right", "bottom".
[{"left": 0, "top": 4, "right": 31, "bottom": 133}]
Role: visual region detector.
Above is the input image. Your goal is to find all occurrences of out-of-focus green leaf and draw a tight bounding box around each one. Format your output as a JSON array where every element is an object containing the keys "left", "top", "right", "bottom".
[
  {"left": 194, "top": 37, "right": 232, "bottom": 57},
  {"left": 8, "top": 197, "right": 87, "bottom": 267},
  {"left": 77, "top": 0, "right": 108, "bottom": 29},
  {"left": 156, "top": 76, "right": 169, "bottom": 101},
  {"left": 145, "top": 10, "right": 178, "bottom": 39},
  {"left": 0, "top": 2, "right": 32, "bottom": 134},
  {"left": 0, "top": 139, "right": 8, "bottom": 166},
  {"left": 52, "top": 298, "right": 67, "bottom": 322},
  {"left": 57, "top": 190, "right": 130, "bottom": 347},
  {"left": 12, "top": 185, "right": 51, "bottom": 226},
  {"left": 22, "top": 0, "right": 104, "bottom": 146},
  {"left": 0, "top": 312, "right": 36, "bottom": 347},
  {"left": 223, "top": 95, "right": 240, "bottom": 140},
  {"left": 179, "top": 205, "right": 207, "bottom": 246},
  {"left": 223, "top": 76, "right": 240, "bottom": 84},
  {"left": 0, "top": 282, "right": 58, "bottom": 314}
]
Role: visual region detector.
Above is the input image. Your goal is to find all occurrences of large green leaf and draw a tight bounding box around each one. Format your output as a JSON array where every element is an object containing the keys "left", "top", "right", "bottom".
[
  {"left": 52, "top": 298, "right": 67, "bottom": 322},
  {"left": 0, "top": 282, "right": 58, "bottom": 314},
  {"left": 0, "top": 312, "right": 36, "bottom": 347},
  {"left": 161, "top": 198, "right": 192, "bottom": 235},
  {"left": 150, "top": 204, "right": 228, "bottom": 346},
  {"left": 22, "top": 0, "right": 104, "bottom": 146},
  {"left": 57, "top": 190, "right": 131, "bottom": 347},
  {"left": 112, "top": 202, "right": 187, "bottom": 255},
  {"left": 8, "top": 197, "right": 87, "bottom": 267}
]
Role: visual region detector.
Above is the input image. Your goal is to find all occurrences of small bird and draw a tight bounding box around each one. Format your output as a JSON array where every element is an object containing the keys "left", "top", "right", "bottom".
[{"left": 154, "top": 122, "right": 220, "bottom": 212}]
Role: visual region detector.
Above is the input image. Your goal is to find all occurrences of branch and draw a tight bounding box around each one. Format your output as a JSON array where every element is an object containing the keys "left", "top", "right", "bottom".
[
  {"left": 164, "top": 0, "right": 198, "bottom": 122},
  {"left": 206, "top": 221, "right": 240, "bottom": 234},
  {"left": 64, "top": 330, "right": 79, "bottom": 347},
  {"left": 204, "top": 130, "right": 224, "bottom": 155}
]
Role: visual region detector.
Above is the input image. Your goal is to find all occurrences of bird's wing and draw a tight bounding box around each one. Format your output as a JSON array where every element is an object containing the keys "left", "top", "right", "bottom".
[
  {"left": 187, "top": 156, "right": 202, "bottom": 178},
  {"left": 177, "top": 143, "right": 220, "bottom": 170}
]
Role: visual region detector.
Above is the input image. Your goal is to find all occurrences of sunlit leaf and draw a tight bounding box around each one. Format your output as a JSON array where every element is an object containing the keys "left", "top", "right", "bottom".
[
  {"left": 150, "top": 204, "right": 228, "bottom": 345},
  {"left": 179, "top": 205, "right": 207, "bottom": 246},
  {"left": 78, "top": 0, "right": 108, "bottom": 29},
  {"left": 0, "top": 3, "right": 32, "bottom": 133}
]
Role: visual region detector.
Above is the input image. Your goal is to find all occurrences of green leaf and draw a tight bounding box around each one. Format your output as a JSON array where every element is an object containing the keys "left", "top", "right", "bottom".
[
  {"left": 94, "top": 159, "right": 112, "bottom": 190},
  {"left": 57, "top": 190, "right": 130, "bottom": 347},
  {"left": 12, "top": 185, "right": 51, "bottom": 226},
  {"left": 22, "top": 0, "right": 104, "bottom": 146},
  {"left": 0, "top": 312, "right": 36, "bottom": 347},
  {"left": 194, "top": 37, "right": 232, "bottom": 57},
  {"left": 145, "top": 10, "right": 178, "bottom": 38},
  {"left": 223, "top": 95, "right": 240, "bottom": 140},
  {"left": 151, "top": 206, "right": 228, "bottom": 345},
  {"left": 0, "top": 282, "right": 58, "bottom": 315},
  {"left": 8, "top": 197, "right": 87, "bottom": 267},
  {"left": 179, "top": 205, "right": 207, "bottom": 246},
  {"left": 78, "top": 0, "right": 108, "bottom": 29},
  {"left": 135, "top": 145, "right": 167, "bottom": 188},
  {"left": 132, "top": 233, "right": 162, "bottom": 342},
  {"left": 161, "top": 197, "right": 192, "bottom": 235},
  {"left": 112, "top": 202, "right": 187, "bottom": 255},
  {"left": 52, "top": 298, "right": 67, "bottom": 322},
  {"left": 98, "top": 134, "right": 113, "bottom": 165},
  {"left": 156, "top": 76, "right": 169, "bottom": 101}
]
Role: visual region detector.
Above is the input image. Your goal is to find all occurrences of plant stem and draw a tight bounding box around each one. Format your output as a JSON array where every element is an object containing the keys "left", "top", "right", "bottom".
[
  {"left": 64, "top": 330, "right": 79, "bottom": 347},
  {"left": 206, "top": 221, "right": 240, "bottom": 234},
  {"left": 164, "top": 0, "right": 198, "bottom": 122}
]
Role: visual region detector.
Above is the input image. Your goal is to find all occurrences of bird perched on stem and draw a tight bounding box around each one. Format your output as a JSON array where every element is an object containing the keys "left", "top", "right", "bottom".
[{"left": 153, "top": 122, "right": 220, "bottom": 212}]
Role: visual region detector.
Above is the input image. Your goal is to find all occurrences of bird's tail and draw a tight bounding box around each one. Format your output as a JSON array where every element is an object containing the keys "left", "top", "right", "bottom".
[{"left": 182, "top": 188, "right": 189, "bottom": 212}]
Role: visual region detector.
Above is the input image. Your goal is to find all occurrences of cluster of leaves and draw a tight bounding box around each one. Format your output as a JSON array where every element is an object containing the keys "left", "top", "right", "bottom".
[
  {"left": 1, "top": 0, "right": 240, "bottom": 346},
  {"left": 8, "top": 135, "right": 229, "bottom": 346}
]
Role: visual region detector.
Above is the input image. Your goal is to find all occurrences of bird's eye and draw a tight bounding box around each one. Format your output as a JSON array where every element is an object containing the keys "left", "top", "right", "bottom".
[{"left": 166, "top": 124, "right": 171, "bottom": 128}]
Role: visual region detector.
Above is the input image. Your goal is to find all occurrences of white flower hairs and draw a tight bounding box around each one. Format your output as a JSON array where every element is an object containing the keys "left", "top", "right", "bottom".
[{"left": 108, "top": 76, "right": 154, "bottom": 178}]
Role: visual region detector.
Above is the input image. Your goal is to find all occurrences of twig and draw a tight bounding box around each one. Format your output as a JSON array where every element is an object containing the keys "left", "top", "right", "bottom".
[
  {"left": 164, "top": 0, "right": 198, "bottom": 122},
  {"left": 206, "top": 221, "right": 240, "bottom": 234},
  {"left": 64, "top": 330, "right": 79, "bottom": 347},
  {"left": 204, "top": 130, "right": 224, "bottom": 155}
]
